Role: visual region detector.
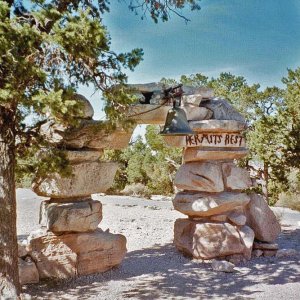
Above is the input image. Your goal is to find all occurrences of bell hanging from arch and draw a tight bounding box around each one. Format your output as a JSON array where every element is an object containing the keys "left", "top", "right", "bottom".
[{"left": 160, "top": 106, "right": 195, "bottom": 136}]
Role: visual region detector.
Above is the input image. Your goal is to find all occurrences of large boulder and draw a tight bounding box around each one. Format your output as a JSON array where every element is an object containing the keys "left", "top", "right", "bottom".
[
  {"left": 190, "top": 120, "right": 246, "bottom": 133},
  {"left": 71, "top": 94, "right": 94, "bottom": 119},
  {"left": 174, "top": 162, "right": 224, "bottom": 193},
  {"left": 174, "top": 219, "right": 248, "bottom": 259},
  {"left": 27, "top": 229, "right": 127, "bottom": 279},
  {"left": 39, "top": 199, "right": 102, "bottom": 233},
  {"left": 200, "top": 99, "right": 245, "bottom": 122},
  {"left": 40, "top": 119, "right": 133, "bottom": 150},
  {"left": 33, "top": 161, "right": 118, "bottom": 198},
  {"left": 222, "top": 162, "right": 252, "bottom": 191},
  {"left": 173, "top": 191, "right": 250, "bottom": 217},
  {"left": 183, "top": 147, "right": 248, "bottom": 162},
  {"left": 245, "top": 194, "right": 281, "bottom": 242}
]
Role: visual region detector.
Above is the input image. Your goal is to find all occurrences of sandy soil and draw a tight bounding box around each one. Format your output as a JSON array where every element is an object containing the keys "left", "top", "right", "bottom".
[{"left": 17, "top": 189, "right": 300, "bottom": 300}]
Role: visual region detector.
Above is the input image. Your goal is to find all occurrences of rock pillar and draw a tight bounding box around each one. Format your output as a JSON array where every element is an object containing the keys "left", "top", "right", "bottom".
[
  {"left": 21, "top": 95, "right": 128, "bottom": 281},
  {"left": 167, "top": 98, "right": 281, "bottom": 261}
]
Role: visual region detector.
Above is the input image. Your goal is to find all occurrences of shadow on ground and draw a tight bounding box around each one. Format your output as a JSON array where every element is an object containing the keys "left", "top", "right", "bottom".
[{"left": 24, "top": 229, "right": 300, "bottom": 300}]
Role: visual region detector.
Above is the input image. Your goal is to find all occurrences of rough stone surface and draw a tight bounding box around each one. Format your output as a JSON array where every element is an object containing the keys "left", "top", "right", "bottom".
[
  {"left": 190, "top": 120, "right": 246, "bottom": 133},
  {"left": 239, "top": 225, "right": 255, "bottom": 259},
  {"left": 276, "top": 249, "right": 298, "bottom": 258},
  {"left": 174, "top": 219, "right": 246, "bottom": 259},
  {"left": 72, "top": 94, "right": 94, "bottom": 119},
  {"left": 18, "top": 258, "right": 40, "bottom": 285},
  {"left": 200, "top": 99, "right": 246, "bottom": 122},
  {"left": 39, "top": 199, "right": 102, "bottom": 233},
  {"left": 263, "top": 250, "right": 277, "bottom": 257},
  {"left": 40, "top": 119, "right": 133, "bottom": 150},
  {"left": 173, "top": 191, "right": 250, "bottom": 217},
  {"left": 27, "top": 229, "right": 127, "bottom": 279},
  {"left": 210, "top": 215, "right": 227, "bottom": 222},
  {"left": 18, "top": 242, "right": 28, "bottom": 258},
  {"left": 228, "top": 211, "right": 247, "bottom": 226},
  {"left": 182, "top": 91, "right": 214, "bottom": 105},
  {"left": 211, "top": 260, "right": 235, "bottom": 273},
  {"left": 33, "top": 161, "right": 118, "bottom": 198},
  {"left": 252, "top": 249, "right": 263, "bottom": 258},
  {"left": 127, "top": 104, "right": 170, "bottom": 124},
  {"left": 222, "top": 162, "right": 252, "bottom": 191},
  {"left": 253, "top": 242, "right": 279, "bottom": 250},
  {"left": 245, "top": 194, "right": 281, "bottom": 243},
  {"left": 65, "top": 150, "right": 102, "bottom": 164},
  {"left": 174, "top": 162, "right": 224, "bottom": 193},
  {"left": 183, "top": 105, "right": 213, "bottom": 121},
  {"left": 183, "top": 147, "right": 248, "bottom": 162},
  {"left": 181, "top": 94, "right": 203, "bottom": 106}
]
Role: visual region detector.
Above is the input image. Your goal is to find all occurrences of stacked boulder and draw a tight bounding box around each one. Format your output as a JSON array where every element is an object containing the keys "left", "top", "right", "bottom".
[
  {"left": 21, "top": 95, "right": 128, "bottom": 283},
  {"left": 165, "top": 95, "right": 281, "bottom": 261}
]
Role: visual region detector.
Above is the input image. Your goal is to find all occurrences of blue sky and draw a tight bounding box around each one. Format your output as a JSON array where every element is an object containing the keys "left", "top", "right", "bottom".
[{"left": 79, "top": 0, "right": 300, "bottom": 118}]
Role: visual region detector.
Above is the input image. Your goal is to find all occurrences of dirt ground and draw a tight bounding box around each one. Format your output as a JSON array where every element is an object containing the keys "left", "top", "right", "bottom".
[{"left": 17, "top": 189, "right": 300, "bottom": 300}]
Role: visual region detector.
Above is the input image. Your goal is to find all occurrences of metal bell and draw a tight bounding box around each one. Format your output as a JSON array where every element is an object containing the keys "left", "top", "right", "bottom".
[{"left": 160, "top": 106, "right": 195, "bottom": 136}]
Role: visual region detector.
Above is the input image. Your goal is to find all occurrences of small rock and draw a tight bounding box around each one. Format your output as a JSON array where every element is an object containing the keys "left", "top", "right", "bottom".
[
  {"left": 211, "top": 260, "right": 235, "bottom": 273},
  {"left": 253, "top": 242, "right": 279, "bottom": 250},
  {"left": 252, "top": 249, "right": 263, "bottom": 258},
  {"left": 18, "top": 258, "right": 39, "bottom": 285},
  {"left": 18, "top": 242, "right": 28, "bottom": 258},
  {"left": 276, "top": 249, "right": 298, "bottom": 258},
  {"left": 245, "top": 194, "right": 281, "bottom": 243},
  {"left": 228, "top": 211, "right": 247, "bottom": 226},
  {"left": 227, "top": 254, "right": 245, "bottom": 264},
  {"left": 263, "top": 250, "right": 277, "bottom": 257}
]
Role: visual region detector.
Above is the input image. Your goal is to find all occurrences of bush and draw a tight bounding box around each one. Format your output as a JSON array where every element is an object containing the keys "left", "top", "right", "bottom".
[
  {"left": 121, "top": 183, "right": 151, "bottom": 198},
  {"left": 275, "top": 192, "right": 300, "bottom": 211}
]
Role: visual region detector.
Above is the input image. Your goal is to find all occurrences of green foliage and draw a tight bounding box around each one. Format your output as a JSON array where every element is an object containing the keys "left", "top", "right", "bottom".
[
  {"left": 0, "top": 0, "right": 144, "bottom": 183},
  {"left": 106, "top": 125, "right": 182, "bottom": 196},
  {"left": 0, "top": 0, "right": 199, "bottom": 184}
]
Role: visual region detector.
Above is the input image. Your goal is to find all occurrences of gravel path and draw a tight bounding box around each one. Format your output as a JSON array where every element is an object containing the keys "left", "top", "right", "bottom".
[{"left": 17, "top": 189, "right": 300, "bottom": 300}]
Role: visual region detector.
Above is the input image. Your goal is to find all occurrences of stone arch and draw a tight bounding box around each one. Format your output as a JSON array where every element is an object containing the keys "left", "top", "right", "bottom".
[{"left": 20, "top": 85, "right": 281, "bottom": 284}]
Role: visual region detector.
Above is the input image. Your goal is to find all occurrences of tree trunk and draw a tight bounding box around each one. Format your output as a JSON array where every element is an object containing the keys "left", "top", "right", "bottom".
[
  {"left": 263, "top": 162, "right": 269, "bottom": 205},
  {"left": 0, "top": 106, "right": 20, "bottom": 299}
]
